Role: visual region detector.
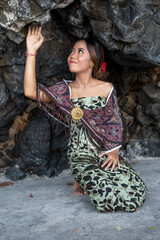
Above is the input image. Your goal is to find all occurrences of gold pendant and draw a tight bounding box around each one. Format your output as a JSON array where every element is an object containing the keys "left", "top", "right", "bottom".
[{"left": 71, "top": 107, "right": 83, "bottom": 121}]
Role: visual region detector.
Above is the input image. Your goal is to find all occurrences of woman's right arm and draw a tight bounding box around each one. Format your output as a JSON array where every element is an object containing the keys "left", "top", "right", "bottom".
[{"left": 24, "top": 26, "right": 51, "bottom": 102}]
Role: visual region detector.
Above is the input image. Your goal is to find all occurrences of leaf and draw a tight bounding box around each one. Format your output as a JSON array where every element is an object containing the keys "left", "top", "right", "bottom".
[
  {"left": 0, "top": 182, "right": 15, "bottom": 187},
  {"left": 136, "top": 208, "right": 139, "bottom": 213},
  {"left": 131, "top": 161, "right": 137, "bottom": 165},
  {"left": 73, "top": 229, "right": 79, "bottom": 232},
  {"left": 115, "top": 226, "right": 121, "bottom": 231},
  {"left": 66, "top": 182, "right": 74, "bottom": 185},
  {"left": 147, "top": 226, "right": 155, "bottom": 230},
  {"left": 29, "top": 193, "right": 33, "bottom": 198}
]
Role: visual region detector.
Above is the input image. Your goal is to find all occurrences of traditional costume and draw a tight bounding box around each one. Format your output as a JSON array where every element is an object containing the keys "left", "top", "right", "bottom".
[{"left": 36, "top": 79, "right": 146, "bottom": 212}]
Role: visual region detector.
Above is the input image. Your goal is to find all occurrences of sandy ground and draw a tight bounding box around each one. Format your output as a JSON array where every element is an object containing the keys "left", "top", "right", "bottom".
[{"left": 0, "top": 157, "right": 160, "bottom": 240}]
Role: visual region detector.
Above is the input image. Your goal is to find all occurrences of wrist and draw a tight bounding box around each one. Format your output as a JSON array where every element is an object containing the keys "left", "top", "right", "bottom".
[
  {"left": 26, "top": 51, "right": 37, "bottom": 57},
  {"left": 26, "top": 49, "right": 37, "bottom": 55}
]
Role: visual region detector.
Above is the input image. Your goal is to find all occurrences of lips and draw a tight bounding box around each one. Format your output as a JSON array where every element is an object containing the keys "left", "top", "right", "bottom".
[{"left": 69, "top": 61, "right": 78, "bottom": 64}]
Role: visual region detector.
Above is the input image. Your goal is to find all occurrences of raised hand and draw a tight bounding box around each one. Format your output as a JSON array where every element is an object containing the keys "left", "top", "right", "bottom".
[{"left": 26, "top": 25, "right": 44, "bottom": 54}]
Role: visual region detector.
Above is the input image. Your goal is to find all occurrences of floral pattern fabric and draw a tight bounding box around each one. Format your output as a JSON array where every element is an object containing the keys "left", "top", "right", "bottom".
[{"left": 67, "top": 96, "right": 146, "bottom": 212}]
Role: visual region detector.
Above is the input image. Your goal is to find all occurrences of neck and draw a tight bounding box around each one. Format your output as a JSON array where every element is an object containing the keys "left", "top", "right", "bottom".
[{"left": 74, "top": 72, "right": 95, "bottom": 88}]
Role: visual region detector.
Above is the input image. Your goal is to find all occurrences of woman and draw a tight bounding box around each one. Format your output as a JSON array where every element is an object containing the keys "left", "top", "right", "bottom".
[{"left": 24, "top": 26, "right": 146, "bottom": 212}]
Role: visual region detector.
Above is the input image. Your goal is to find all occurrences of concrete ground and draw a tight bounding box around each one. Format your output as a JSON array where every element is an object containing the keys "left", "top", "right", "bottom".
[{"left": 0, "top": 157, "right": 160, "bottom": 240}]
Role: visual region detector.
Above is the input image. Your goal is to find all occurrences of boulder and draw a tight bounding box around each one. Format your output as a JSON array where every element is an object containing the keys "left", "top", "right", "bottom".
[
  {"left": 80, "top": 0, "right": 160, "bottom": 67},
  {"left": 0, "top": 0, "right": 75, "bottom": 43},
  {"left": 19, "top": 110, "right": 51, "bottom": 176},
  {"left": 143, "top": 84, "right": 160, "bottom": 103}
]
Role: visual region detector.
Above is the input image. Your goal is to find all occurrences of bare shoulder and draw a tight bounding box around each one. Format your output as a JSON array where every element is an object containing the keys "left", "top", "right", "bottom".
[
  {"left": 95, "top": 79, "right": 113, "bottom": 88},
  {"left": 95, "top": 80, "right": 113, "bottom": 98},
  {"left": 102, "top": 81, "right": 113, "bottom": 90}
]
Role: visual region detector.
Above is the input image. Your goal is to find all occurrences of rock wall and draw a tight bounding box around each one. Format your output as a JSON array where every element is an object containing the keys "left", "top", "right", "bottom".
[
  {"left": 107, "top": 65, "right": 160, "bottom": 158},
  {"left": 0, "top": 0, "right": 160, "bottom": 180}
]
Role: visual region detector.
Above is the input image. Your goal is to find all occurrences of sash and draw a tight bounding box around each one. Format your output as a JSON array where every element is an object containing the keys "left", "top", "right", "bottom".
[{"left": 36, "top": 79, "right": 123, "bottom": 153}]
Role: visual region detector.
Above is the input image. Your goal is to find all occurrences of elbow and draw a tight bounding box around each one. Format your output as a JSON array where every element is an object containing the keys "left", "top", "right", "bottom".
[
  {"left": 24, "top": 90, "right": 29, "bottom": 98},
  {"left": 24, "top": 90, "right": 31, "bottom": 98},
  {"left": 24, "top": 90, "right": 37, "bottom": 100}
]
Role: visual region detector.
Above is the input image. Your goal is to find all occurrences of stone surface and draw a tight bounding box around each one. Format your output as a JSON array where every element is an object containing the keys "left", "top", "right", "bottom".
[
  {"left": 0, "top": 157, "right": 11, "bottom": 168},
  {"left": 138, "top": 91, "right": 151, "bottom": 106},
  {"left": 36, "top": 19, "right": 73, "bottom": 82},
  {"left": 143, "top": 84, "right": 160, "bottom": 103},
  {"left": 36, "top": 0, "right": 75, "bottom": 10},
  {"left": 0, "top": 151, "right": 4, "bottom": 158},
  {"left": 4, "top": 110, "right": 69, "bottom": 180},
  {"left": 5, "top": 157, "right": 27, "bottom": 181},
  {"left": 0, "top": 158, "right": 160, "bottom": 240},
  {"left": 0, "top": 0, "right": 74, "bottom": 43},
  {"left": 0, "top": 101, "right": 21, "bottom": 128},
  {"left": 136, "top": 105, "right": 153, "bottom": 127},
  {"left": 145, "top": 103, "right": 160, "bottom": 118},
  {"left": 19, "top": 110, "right": 51, "bottom": 176},
  {"left": 0, "top": 72, "right": 10, "bottom": 108},
  {"left": 80, "top": 0, "right": 160, "bottom": 67},
  {"left": 57, "top": 0, "right": 91, "bottom": 38},
  {"left": 0, "top": 122, "right": 12, "bottom": 142},
  {"left": 2, "top": 65, "right": 25, "bottom": 95},
  {"left": 119, "top": 92, "right": 137, "bottom": 115},
  {"left": 119, "top": 68, "right": 137, "bottom": 94},
  {"left": 0, "top": 0, "right": 160, "bottom": 66},
  {"left": 126, "top": 139, "right": 160, "bottom": 158}
]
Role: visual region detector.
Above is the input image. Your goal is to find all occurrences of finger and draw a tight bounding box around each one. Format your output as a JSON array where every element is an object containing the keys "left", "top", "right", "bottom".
[
  {"left": 38, "top": 26, "right": 42, "bottom": 34},
  {"left": 101, "top": 155, "right": 113, "bottom": 167},
  {"left": 118, "top": 161, "right": 121, "bottom": 169},
  {"left": 111, "top": 162, "right": 116, "bottom": 172},
  {"left": 39, "top": 37, "right": 44, "bottom": 45},
  {"left": 101, "top": 160, "right": 109, "bottom": 168},
  {"left": 39, "top": 34, "right": 44, "bottom": 44},
  {"left": 104, "top": 160, "right": 113, "bottom": 171},
  {"left": 28, "top": 25, "right": 31, "bottom": 36},
  {"left": 101, "top": 157, "right": 111, "bottom": 167},
  {"left": 31, "top": 26, "right": 36, "bottom": 35},
  {"left": 98, "top": 152, "right": 106, "bottom": 158},
  {"left": 35, "top": 26, "right": 39, "bottom": 35}
]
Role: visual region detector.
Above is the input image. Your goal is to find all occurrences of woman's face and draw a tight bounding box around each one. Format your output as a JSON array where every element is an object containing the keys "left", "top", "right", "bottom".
[{"left": 67, "top": 40, "right": 92, "bottom": 75}]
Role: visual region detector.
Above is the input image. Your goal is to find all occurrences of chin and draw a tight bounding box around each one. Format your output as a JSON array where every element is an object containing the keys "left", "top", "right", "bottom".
[
  {"left": 69, "top": 67, "right": 79, "bottom": 73},
  {"left": 70, "top": 71, "right": 78, "bottom": 74}
]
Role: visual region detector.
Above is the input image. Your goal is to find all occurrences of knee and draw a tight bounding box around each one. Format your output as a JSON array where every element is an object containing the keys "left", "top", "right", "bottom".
[{"left": 89, "top": 191, "right": 116, "bottom": 213}]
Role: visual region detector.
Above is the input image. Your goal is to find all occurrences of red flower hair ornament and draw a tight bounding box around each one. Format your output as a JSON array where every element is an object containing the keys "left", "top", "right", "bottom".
[{"left": 101, "top": 62, "right": 107, "bottom": 72}]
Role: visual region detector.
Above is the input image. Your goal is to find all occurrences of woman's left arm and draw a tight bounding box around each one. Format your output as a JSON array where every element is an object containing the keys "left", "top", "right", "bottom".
[{"left": 99, "top": 148, "right": 120, "bottom": 172}]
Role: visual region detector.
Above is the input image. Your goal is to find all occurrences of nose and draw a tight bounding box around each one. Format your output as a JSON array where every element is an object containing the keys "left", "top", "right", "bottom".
[
  {"left": 70, "top": 50, "right": 77, "bottom": 59},
  {"left": 71, "top": 54, "right": 76, "bottom": 59}
]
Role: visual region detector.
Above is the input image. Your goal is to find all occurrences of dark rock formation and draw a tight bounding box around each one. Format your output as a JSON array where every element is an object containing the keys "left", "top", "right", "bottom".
[
  {"left": 5, "top": 109, "right": 69, "bottom": 180},
  {"left": 19, "top": 110, "right": 51, "bottom": 175},
  {"left": 0, "top": 0, "right": 160, "bottom": 180},
  {"left": 1, "top": 0, "right": 160, "bottom": 66},
  {"left": 36, "top": 19, "right": 73, "bottom": 82},
  {"left": 58, "top": 0, "right": 160, "bottom": 67},
  {"left": 0, "top": 0, "right": 74, "bottom": 43}
]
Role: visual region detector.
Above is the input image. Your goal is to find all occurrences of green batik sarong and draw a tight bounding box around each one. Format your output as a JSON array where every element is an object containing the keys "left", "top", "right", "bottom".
[{"left": 67, "top": 96, "right": 147, "bottom": 213}]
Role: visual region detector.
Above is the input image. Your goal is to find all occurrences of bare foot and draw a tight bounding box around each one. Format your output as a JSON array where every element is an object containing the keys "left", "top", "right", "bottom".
[{"left": 74, "top": 181, "right": 87, "bottom": 195}]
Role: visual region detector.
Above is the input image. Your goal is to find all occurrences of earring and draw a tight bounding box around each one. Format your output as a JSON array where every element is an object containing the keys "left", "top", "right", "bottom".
[{"left": 90, "top": 62, "right": 94, "bottom": 68}]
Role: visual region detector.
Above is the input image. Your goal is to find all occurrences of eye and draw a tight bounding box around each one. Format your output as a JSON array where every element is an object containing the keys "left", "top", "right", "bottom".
[
  {"left": 79, "top": 49, "right": 84, "bottom": 53},
  {"left": 69, "top": 49, "right": 74, "bottom": 54}
]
